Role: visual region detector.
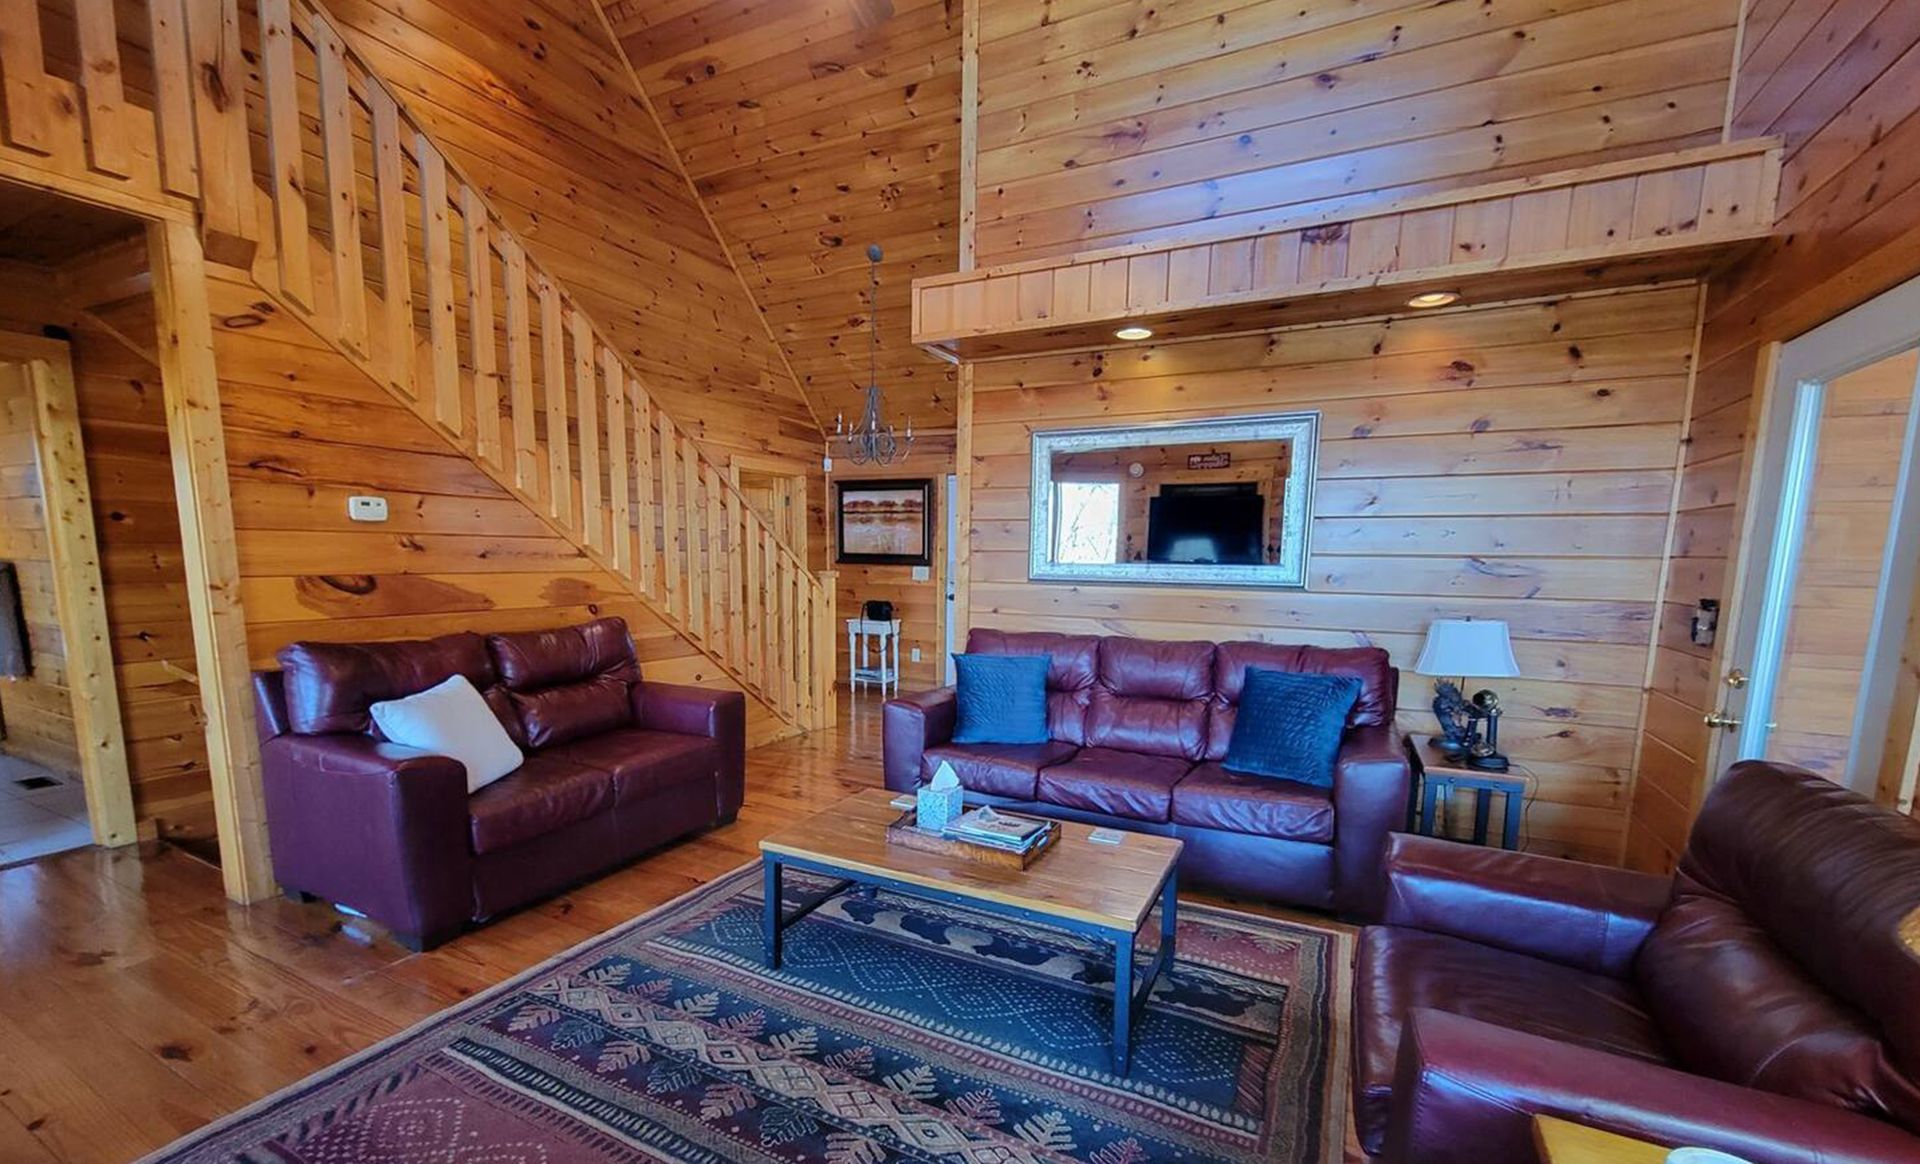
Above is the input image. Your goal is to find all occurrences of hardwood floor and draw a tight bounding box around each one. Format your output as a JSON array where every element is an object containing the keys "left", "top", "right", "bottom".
[{"left": 0, "top": 692, "right": 1350, "bottom": 1162}]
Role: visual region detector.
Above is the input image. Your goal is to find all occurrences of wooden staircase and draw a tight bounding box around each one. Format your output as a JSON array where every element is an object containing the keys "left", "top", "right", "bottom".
[{"left": 197, "top": 0, "right": 836, "bottom": 730}]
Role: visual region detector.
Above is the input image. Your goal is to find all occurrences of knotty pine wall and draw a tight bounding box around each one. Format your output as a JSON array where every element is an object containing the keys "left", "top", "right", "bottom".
[
  {"left": 973, "top": 0, "right": 1742, "bottom": 265},
  {"left": 200, "top": 265, "right": 790, "bottom": 748},
  {"left": 0, "top": 362, "right": 80, "bottom": 778},
  {"left": 965, "top": 284, "right": 1703, "bottom": 864},
  {"left": 0, "top": 271, "right": 215, "bottom": 845},
  {"left": 322, "top": 0, "right": 827, "bottom": 543},
  {"left": 832, "top": 436, "right": 957, "bottom": 696},
  {"left": 1626, "top": 0, "right": 1920, "bottom": 870}
]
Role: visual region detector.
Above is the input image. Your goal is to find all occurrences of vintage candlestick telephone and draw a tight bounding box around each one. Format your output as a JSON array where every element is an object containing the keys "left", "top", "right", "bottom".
[{"left": 1430, "top": 680, "right": 1510, "bottom": 772}]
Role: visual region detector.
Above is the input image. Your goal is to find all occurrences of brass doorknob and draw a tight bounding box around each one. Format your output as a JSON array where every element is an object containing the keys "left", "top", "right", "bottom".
[{"left": 1704, "top": 710, "right": 1742, "bottom": 730}]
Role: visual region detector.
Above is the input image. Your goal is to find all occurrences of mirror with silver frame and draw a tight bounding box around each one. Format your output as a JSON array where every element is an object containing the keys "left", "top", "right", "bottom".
[{"left": 1029, "top": 412, "right": 1319, "bottom": 588}]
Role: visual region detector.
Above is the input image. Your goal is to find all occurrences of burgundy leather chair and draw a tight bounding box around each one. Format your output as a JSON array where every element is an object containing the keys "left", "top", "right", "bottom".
[
  {"left": 1355, "top": 761, "right": 1920, "bottom": 1163},
  {"left": 255, "top": 617, "right": 745, "bottom": 950},
  {"left": 884, "top": 629, "right": 1414, "bottom": 917}
]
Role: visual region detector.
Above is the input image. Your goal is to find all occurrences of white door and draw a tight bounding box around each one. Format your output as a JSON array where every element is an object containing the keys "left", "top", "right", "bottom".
[{"left": 1713, "top": 273, "right": 1920, "bottom": 809}]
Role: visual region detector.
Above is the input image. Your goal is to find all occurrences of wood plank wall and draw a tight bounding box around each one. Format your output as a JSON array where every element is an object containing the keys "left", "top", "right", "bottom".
[
  {"left": 965, "top": 285, "right": 1701, "bottom": 863},
  {"left": 0, "top": 361, "right": 80, "bottom": 778},
  {"left": 973, "top": 0, "right": 1742, "bottom": 265},
  {"left": 831, "top": 437, "right": 956, "bottom": 695},
  {"left": 319, "top": 0, "right": 826, "bottom": 510},
  {"left": 199, "top": 265, "right": 790, "bottom": 748},
  {"left": 1626, "top": 0, "right": 1920, "bottom": 871},
  {"left": 605, "top": 0, "right": 964, "bottom": 437},
  {"left": 0, "top": 270, "right": 215, "bottom": 844}
]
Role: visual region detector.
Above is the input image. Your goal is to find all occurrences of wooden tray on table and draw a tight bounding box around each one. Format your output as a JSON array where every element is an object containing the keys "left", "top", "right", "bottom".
[{"left": 884, "top": 810, "right": 1060, "bottom": 869}]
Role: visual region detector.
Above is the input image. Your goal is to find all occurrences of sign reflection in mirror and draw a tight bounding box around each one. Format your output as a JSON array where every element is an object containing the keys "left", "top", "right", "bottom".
[{"left": 1030, "top": 413, "right": 1319, "bottom": 588}]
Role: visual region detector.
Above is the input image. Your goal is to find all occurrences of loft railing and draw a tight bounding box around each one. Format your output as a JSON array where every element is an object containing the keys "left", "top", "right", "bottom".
[
  {"left": 0, "top": 0, "right": 201, "bottom": 215},
  {"left": 181, "top": 0, "right": 837, "bottom": 730}
]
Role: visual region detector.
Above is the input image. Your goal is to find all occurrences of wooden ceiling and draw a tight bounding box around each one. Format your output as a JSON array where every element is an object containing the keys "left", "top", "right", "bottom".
[{"left": 597, "top": 0, "right": 964, "bottom": 435}]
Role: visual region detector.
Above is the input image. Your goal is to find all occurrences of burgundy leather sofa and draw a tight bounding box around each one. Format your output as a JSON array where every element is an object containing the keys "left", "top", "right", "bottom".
[
  {"left": 255, "top": 617, "right": 745, "bottom": 950},
  {"left": 1356, "top": 760, "right": 1920, "bottom": 1163},
  {"left": 883, "top": 629, "right": 1414, "bottom": 917}
]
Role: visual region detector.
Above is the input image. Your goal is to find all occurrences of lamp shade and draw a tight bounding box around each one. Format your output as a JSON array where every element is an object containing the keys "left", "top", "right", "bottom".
[{"left": 1415, "top": 619, "right": 1520, "bottom": 679}]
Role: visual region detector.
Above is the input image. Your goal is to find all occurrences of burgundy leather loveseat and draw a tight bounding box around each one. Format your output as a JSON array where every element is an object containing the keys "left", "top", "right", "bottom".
[
  {"left": 1356, "top": 760, "right": 1920, "bottom": 1163},
  {"left": 883, "top": 629, "right": 1414, "bottom": 917},
  {"left": 255, "top": 617, "right": 744, "bottom": 950}
]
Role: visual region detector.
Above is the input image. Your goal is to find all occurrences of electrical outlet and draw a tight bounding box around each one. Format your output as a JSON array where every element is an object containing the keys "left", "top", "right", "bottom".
[
  {"left": 347, "top": 495, "right": 389, "bottom": 522},
  {"left": 910, "top": 647, "right": 922, "bottom": 663},
  {"left": 911, "top": 565, "right": 930, "bottom": 582}
]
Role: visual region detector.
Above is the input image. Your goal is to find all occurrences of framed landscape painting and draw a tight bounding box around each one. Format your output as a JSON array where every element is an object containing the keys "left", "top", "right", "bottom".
[{"left": 836, "top": 478, "right": 934, "bottom": 566}]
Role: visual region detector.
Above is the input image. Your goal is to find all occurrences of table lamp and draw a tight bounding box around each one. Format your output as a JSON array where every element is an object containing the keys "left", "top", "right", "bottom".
[{"left": 1415, "top": 618, "right": 1520, "bottom": 772}]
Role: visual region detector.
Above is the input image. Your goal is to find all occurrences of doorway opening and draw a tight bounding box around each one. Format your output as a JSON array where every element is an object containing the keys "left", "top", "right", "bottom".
[
  {"left": 1718, "top": 273, "right": 1920, "bottom": 813},
  {"left": 0, "top": 179, "right": 216, "bottom": 865}
]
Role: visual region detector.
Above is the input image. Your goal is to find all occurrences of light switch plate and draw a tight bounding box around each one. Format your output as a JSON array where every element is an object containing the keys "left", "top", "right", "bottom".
[
  {"left": 910, "top": 647, "right": 922, "bottom": 663},
  {"left": 912, "top": 565, "right": 930, "bottom": 582},
  {"left": 348, "top": 495, "right": 389, "bottom": 522}
]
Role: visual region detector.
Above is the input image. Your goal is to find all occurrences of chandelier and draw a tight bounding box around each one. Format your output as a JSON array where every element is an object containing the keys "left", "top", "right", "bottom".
[{"left": 834, "top": 244, "right": 913, "bottom": 466}]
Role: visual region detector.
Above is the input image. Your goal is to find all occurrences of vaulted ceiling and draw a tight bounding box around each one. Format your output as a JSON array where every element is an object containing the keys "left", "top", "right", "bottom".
[{"left": 595, "top": 0, "right": 964, "bottom": 437}]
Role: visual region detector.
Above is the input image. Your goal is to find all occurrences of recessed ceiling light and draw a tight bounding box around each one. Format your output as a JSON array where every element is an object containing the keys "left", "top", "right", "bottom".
[
  {"left": 1114, "top": 325, "right": 1154, "bottom": 341},
  {"left": 1406, "top": 291, "right": 1461, "bottom": 309}
]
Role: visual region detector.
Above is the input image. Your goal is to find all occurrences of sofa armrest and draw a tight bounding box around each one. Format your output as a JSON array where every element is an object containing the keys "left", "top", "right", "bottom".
[
  {"left": 883, "top": 686, "right": 956, "bottom": 792},
  {"left": 260, "top": 733, "right": 472, "bottom": 948},
  {"left": 1381, "top": 832, "right": 1669, "bottom": 976},
  {"left": 1383, "top": 1009, "right": 1920, "bottom": 1164},
  {"left": 1332, "top": 723, "right": 1415, "bottom": 919},
  {"left": 633, "top": 682, "right": 746, "bottom": 822}
]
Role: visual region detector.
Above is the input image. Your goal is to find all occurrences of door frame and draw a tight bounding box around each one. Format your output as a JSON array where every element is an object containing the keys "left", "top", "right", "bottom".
[
  {"left": 728, "top": 452, "right": 811, "bottom": 565},
  {"left": 1717, "top": 271, "right": 1920, "bottom": 793},
  {"left": 0, "top": 330, "right": 138, "bottom": 847}
]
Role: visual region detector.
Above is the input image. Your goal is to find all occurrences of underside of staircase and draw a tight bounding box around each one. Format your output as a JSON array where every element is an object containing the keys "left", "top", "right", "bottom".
[{"left": 215, "top": 0, "right": 837, "bottom": 735}]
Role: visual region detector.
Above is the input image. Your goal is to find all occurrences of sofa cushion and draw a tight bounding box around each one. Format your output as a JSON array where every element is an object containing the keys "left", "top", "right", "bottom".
[
  {"left": 467, "top": 754, "right": 615, "bottom": 855},
  {"left": 556, "top": 728, "right": 721, "bottom": 807},
  {"left": 490, "top": 616, "right": 639, "bottom": 690},
  {"left": 369, "top": 674, "right": 524, "bottom": 793},
  {"left": 1207, "top": 641, "right": 1394, "bottom": 759},
  {"left": 923, "top": 740, "right": 1079, "bottom": 800},
  {"left": 509, "top": 677, "right": 633, "bottom": 750},
  {"left": 952, "top": 654, "right": 1050, "bottom": 744},
  {"left": 1085, "top": 636, "right": 1214, "bottom": 761},
  {"left": 279, "top": 632, "right": 497, "bottom": 736},
  {"left": 1037, "top": 747, "right": 1193, "bottom": 822},
  {"left": 1222, "top": 668, "right": 1360, "bottom": 786},
  {"left": 1354, "top": 925, "right": 1670, "bottom": 1156},
  {"left": 1172, "top": 762, "right": 1334, "bottom": 843},
  {"left": 488, "top": 618, "right": 640, "bottom": 748},
  {"left": 966, "top": 629, "right": 1099, "bottom": 745},
  {"left": 1639, "top": 884, "right": 1920, "bottom": 1129}
]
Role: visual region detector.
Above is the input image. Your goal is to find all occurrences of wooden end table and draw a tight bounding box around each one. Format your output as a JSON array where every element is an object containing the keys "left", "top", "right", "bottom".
[
  {"left": 1408, "top": 738, "right": 1528, "bottom": 849},
  {"left": 1533, "top": 1115, "right": 1668, "bottom": 1162},
  {"left": 758, "top": 789, "right": 1183, "bottom": 1074}
]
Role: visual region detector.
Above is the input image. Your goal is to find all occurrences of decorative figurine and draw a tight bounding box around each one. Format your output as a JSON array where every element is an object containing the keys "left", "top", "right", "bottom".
[{"left": 1430, "top": 679, "right": 1475, "bottom": 760}]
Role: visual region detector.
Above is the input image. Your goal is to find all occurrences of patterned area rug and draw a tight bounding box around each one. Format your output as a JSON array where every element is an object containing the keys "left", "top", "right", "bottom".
[{"left": 146, "top": 864, "right": 1350, "bottom": 1163}]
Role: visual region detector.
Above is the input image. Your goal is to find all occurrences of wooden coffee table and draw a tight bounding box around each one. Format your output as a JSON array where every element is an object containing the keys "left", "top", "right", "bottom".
[{"left": 758, "top": 788, "right": 1184, "bottom": 1074}]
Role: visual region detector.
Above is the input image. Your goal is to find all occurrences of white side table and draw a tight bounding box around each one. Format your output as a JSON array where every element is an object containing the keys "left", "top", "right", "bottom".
[{"left": 846, "top": 617, "right": 902, "bottom": 697}]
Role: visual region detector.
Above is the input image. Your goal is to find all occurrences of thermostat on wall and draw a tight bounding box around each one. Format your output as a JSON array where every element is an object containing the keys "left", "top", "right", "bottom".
[{"left": 348, "top": 495, "right": 389, "bottom": 522}]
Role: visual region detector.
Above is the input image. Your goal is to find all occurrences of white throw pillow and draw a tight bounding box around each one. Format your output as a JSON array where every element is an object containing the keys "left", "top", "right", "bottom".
[{"left": 369, "top": 674, "right": 523, "bottom": 794}]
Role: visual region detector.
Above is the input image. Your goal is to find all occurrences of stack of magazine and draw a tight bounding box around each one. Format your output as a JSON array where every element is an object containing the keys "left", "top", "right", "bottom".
[{"left": 943, "top": 806, "right": 1055, "bottom": 855}]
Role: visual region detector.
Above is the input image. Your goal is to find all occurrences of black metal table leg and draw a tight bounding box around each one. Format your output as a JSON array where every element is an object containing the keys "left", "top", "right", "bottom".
[
  {"left": 1472, "top": 787, "right": 1492, "bottom": 844},
  {"left": 1502, "top": 787, "right": 1523, "bottom": 849},
  {"left": 1111, "top": 926, "right": 1135, "bottom": 1075},
  {"left": 762, "top": 858, "right": 784, "bottom": 969},
  {"left": 1159, "top": 866, "right": 1178, "bottom": 966}
]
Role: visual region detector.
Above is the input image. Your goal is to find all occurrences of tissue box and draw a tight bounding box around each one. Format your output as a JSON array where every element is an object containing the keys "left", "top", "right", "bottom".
[{"left": 916, "top": 781, "right": 965, "bottom": 832}]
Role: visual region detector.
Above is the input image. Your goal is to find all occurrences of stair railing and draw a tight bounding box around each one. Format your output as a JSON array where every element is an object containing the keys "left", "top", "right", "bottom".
[{"left": 190, "top": 0, "right": 836, "bottom": 729}]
